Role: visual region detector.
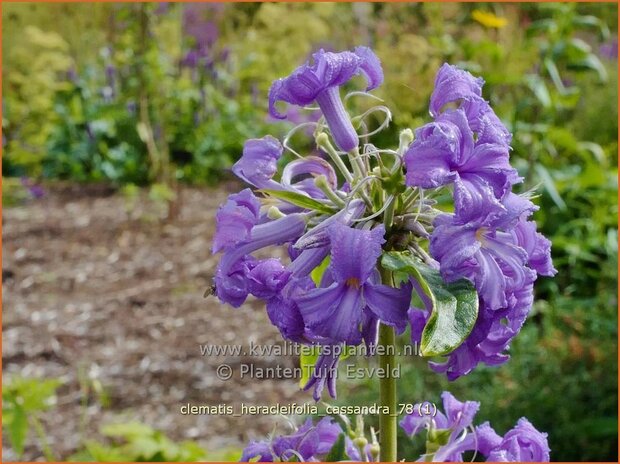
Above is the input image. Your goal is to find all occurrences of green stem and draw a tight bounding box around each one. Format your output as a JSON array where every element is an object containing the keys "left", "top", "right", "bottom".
[
  {"left": 378, "top": 266, "right": 397, "bottom": 462},
  {"left": 378, "top": 323, "right": 397, "bottom": 462},
  {"left": 31, "top": 416, "right": 56, "bottom": 462}
]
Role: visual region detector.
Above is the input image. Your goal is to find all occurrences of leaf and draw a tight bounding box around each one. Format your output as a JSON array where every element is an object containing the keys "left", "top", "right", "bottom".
[
  {"left": 525, "top": 75, "right": 551, "bottom": 108},
  {"left": 7, "top": 404, "right": 28, "bottom": 457},
  {"left": 260, "top": 189, "right": 336, "bottom": 215},
  {"left": 310, "top": 256, "right": 331, "bottom": 286},
  {"left": 534, "top": 164, "right": 567, "bottom": 210},
  {"left": 298, "top": 346, "right": 320, "bottom": 388},
  {"left": 324, "top": 433, "right": 347, "bottom": 462},
  {"left": 381, "top": 252, "right": 478, "bottom": 357}
]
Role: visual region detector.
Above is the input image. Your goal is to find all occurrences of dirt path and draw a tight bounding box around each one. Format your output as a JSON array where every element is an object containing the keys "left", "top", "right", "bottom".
[{"left": 2, "top": 184, "right": 307, "bottom": 461}]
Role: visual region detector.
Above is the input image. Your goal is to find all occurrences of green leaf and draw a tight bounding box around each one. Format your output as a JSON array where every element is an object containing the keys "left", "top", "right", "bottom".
[
  {"left": 382, "top": 252, "right": 478, "bottom": 357},
  {"left": 310, "top": 256, "right": 331, "bottom": 286},
  {"left": 6, "top": 404, "right": 28, "bottom": 457},
  {"left": 260, "top": 189, "right": 336, "bottom": 215},
  {"left": 324, "top": 433, "right": 347, "bottom": 462},
  {"left": 299, "top": 346, "right": 320, "bottom": 388},
  {"left": 534, "top": 164, "right": 567, "bottom": 210}
]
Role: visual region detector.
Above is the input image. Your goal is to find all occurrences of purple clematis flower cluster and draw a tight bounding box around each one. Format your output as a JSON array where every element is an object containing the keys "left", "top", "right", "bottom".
[
  {"left": 400, "top": 391, "right": 550, "bottom": 462},
  {"left": 211, "top": 47, "right": 554, "bottom": 402},
  {"left": 404, "top": 64, "right": 556, "bottom": 380},
  {"left": 240, "top": 392, "right": 549, "bottom": 462}
]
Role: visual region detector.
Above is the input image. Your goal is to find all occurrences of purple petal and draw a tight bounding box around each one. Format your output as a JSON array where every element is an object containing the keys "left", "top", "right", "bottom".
[
  {"left": 297, "top": 283, "right": 363, "bottom": 345},
  {"left": 232, "top": 136, "right": 283, "bottom": 188},
  {"left": 353, "top": 46, "right": 384, "bottom": 90},
  {"left": 512, "top": 220, "right": 556, "bottom": 277},
  {"left": 240, "top": 440, "right": 274, "bottom": 462},
  {"left": 246, "top": 258, "right": 291, "bottom": 300},
  {"left": 303, "top": 349, "right": 340, "bottom": 401},
  {"left": 487, "top": 418, "right": 550, "bottom": 462},
  {"left": 212, "top": 189, "right": 260, "bottom": 253},
  {"left": 363, "top": 281, "right": 412, "bottom": 333},
  {"left": 215, "top": 256, "right": 255, "bottom": 308},
  {"left": 266, "top": 278, "right": 314, "bottom": 342},
  {"left": 328, "top": 223, "right": 385, "bottom": 283},
  {"left": 430, "top": 63, "right": 484, "bottom": 118},
  {"left": 268, "top": 49, "right": 362, "bottom": 118},
  {"left": 441, "top": 391, "right": 480, "bottom": 432}
]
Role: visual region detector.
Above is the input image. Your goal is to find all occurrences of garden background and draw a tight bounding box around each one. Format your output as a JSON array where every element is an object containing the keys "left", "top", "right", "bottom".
[{"left": 2, "top": 2, "right": 618, "bottom": 462}]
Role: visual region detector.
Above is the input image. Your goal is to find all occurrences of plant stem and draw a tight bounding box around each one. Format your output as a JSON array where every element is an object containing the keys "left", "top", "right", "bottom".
[
  {"left": 378, "top": 323, "right": 397, "bottom": 462},
  {"left": 378, "top": 265, "right": 397, "bottom": 462},
  {"left": 31, "top": 416, "right": 56, "bottom": 462}
]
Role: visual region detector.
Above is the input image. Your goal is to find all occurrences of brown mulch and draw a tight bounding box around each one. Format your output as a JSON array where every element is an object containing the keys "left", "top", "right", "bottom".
[{"left": 2, "top": 183, "right": 309, "bottom": 461}]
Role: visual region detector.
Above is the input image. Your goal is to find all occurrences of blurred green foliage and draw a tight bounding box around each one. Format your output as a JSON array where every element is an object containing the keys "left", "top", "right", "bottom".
[
  {"left": 2, "top": 2, "right": 617, "bottom": 462},
  {"left": 2, "top": 377, "right": 62, "bottom": 460}
]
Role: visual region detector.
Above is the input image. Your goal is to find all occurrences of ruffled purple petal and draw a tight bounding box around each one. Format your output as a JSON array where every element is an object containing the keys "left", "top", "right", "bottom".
[
  {"left": 240, "top": 440, "right": 274, "bottom": 462},
  {"left": 430, "top": 63, "right": 484, "bottom": 118},
  {"left": 404, "top": 110, "right": 472, "bottom": 189},
  {"left": 353, "top": 46, "right": 384, "bottom": 90},
  {"left": 214, "top": 255, "right": 255, "bottom": 307},
  {"left": 246, "top": 258, "right": 291, "bottom": 300},
  {"left": 212, "top": 189, "right": 260, "bottom": 253},
  {"left": 232, "top": 136, "right": 283, "bottom": 189},
  {"left": 487, "top": 418, "right": 550, "bottom": 462},
  {"left": 441, "top": 391, "right": 480, "bottom": 432},
  {"left": 268, "top": 49, "right": 363, "bottom": 118},
  {"left": 512, "top": 220, "right": 557, "bottom": 277}
]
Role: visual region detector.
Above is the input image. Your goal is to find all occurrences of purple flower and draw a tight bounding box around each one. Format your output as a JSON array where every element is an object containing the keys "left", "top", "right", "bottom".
[
  {"left": 487, "top": 418, "right": 550, "bottom": 462},
  {"left": 419, "top": 191, "right": 554, "bottom": 379},
  {"left": 399, "top": 392, "right": 550, "bottom": 462},
  {"left": 600, "top": 37, "right": 618, "bottom": 61},
  {"left": 404, "top": 109, "right": 519, "bottom": 223},
  {"left": 400, "top": 392, "right": 479, "bottom": 450},
  {"left": 20, "top": 177, "right": 45, "bottom": 199},
  {"left": 240, "top": 417, "right": 354, "bottom": 462},
  {"left": 239, "top": 441, "right": 273, "bottom": 462},
  {"left": 232, "top": 136, "right": 283, "bottom": 189},
  {"left": 265, "top": 277, "right": 315, "bottom": 343},
  {"left": 429, "top": 63, "right": 511, "bottom": 147},
  {"left": 212, "top": 189, "right": 260, "bottom": 254},
  {"left": 214, "top": 214, "right": 306, "bottom": 307},
  {"left": 430, "top": 211, "right": 534, "bottom": 310},
  {"left": 269, "top": 47, "right": 383, "bottom": 152},
  {"left": 295, "top": 223, "right": 412, "bottom": 345}
]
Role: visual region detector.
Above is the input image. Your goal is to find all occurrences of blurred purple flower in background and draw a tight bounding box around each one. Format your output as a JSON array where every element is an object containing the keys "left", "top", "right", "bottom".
[
  {"left": 20, "top": 177, "right": 45, "bottom": 199},
  {"left": 600, "top": 36, "right": 618, "bottom": 60}
]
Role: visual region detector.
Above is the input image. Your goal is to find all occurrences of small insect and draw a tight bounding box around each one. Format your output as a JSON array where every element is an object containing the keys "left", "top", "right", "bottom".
[{"left": 203, "top": 284, "right": 217, "bottom": 298}]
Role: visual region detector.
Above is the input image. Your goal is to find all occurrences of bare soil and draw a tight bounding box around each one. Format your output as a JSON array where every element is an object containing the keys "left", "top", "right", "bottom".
[{"left": 2, "top": 183, "right": 307, "bottom": 461}]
